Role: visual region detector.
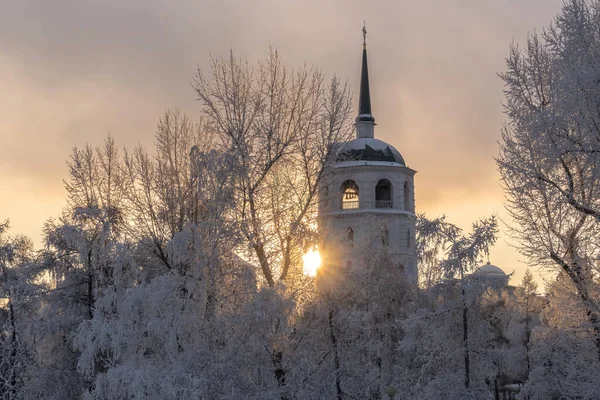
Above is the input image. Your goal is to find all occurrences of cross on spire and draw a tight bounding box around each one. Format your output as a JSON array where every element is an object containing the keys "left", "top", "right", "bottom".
[{"left": 362, "top": 22, "right": 367, "bottom": 49}]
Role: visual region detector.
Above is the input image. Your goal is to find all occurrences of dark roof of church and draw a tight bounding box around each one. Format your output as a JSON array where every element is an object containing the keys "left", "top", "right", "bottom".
[
  {"left": 335, "top": 138, "right": 405, "bottom": 165},
  {"left": 356, "top": 47, "right": 375, "bottom": 123}
]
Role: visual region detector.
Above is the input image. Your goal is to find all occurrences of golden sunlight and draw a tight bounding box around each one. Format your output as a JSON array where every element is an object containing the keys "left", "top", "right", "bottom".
[{"left": 302, "top": 249, "right": 322, "bottom": 277}]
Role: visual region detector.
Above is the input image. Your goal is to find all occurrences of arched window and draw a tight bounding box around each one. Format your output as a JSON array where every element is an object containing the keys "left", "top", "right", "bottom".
[
  {"left": 375, "top": 179, "right": 392, "bottom": 208},
  {"left": 341, "top": 180, "right": 359, "bottom": 210},
  {"left": 320, "top": 185, "right": 330, "bottom": 209},
  {"left": 345, "top": 227, "right": 355, "bottom": 246},
  {"left": 381, "top": 225, "right": 389, "bottom": 247},
  {"left": 404, "top": 181, "right": 411, "bottom": 211}
]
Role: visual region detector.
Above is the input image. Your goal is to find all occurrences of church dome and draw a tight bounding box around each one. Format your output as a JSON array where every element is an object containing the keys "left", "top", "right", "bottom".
[
  {"left": 335, "top": 138, "right": 405, "bottom": 165},
  {"left": 475, "top": 262, "right": 507, "bottom": 277},
  {"left": 473, "top": 262, "right": 509, "bottom": 287}
]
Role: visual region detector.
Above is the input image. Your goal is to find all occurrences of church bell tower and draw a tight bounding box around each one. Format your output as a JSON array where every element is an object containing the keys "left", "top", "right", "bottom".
[{"left": 318, "top": 26, "right": 417, "bottom": 283}]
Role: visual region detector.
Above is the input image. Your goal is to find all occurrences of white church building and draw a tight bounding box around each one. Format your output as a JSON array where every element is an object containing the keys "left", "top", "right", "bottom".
[{"left": 319, "top": 29, "right": 418, "bottom": 283}]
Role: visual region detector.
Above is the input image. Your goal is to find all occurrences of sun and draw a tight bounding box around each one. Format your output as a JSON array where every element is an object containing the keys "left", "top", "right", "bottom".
[{"left": 302, "top": 249, "right": 322, "bottom": 277}]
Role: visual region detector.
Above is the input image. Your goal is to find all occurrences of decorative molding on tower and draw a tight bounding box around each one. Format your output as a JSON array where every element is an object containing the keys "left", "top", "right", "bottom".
[
  {"left": 328, "top": 164, "right": 416, "bottom": 175},
  {"left": 322, "top": 210, "right": 415, "bottom": 219}
]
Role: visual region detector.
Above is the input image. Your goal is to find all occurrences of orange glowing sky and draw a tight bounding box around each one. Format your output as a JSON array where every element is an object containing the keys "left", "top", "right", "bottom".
[{"left": 1, "top": 0, "right": 564, "bottom": 287}]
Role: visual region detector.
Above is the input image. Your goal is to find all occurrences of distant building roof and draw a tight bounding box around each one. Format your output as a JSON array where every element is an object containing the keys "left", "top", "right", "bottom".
[
  {"left": 475, "top": 262, "right": 507, "bottom": 277},
  {"left": 473, "top": 262, "right": 509, "bottom": 288}
]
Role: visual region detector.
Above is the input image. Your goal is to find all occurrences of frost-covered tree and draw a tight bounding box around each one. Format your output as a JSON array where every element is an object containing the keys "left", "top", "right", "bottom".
[
  {"left": 399, "top": 283, "right": 533, "bottom": 400},
  {"left": 73, "top": 223, "right": 260, "bottom": 399},
  {"left": 416, "top": 214, "right": 461, "bottom": 290},
  {"left": 477, "top": 287, "right": 530, "bottom": 392},
  {"left": 518, "top": 269, "right": 540, "bottom": 373},
  {"left": 191, "top": 48, "right": 353, "bottom": 395},
  {"left": 302, "top": 215, "right": 498, "bottom": 399},
  {"left": 193, "top": 48, "right": 353, "bottom": 288},
  {"left": 324, "top": 253, "right": 415, "bottom": 399},
  {"left": 71, "top": 120, "right": 256, "bottom": 398},
  {"left": 498, "top": 0, "right": 600, "bottom": 359},
  {"left": 65, "top": 135, "right": 126, "bottom": 221},
  {"left": 0, "top": 221, "right": 37, "bottom": 400},
  {"left": 30, "top": 215, "right": 119, "bottom": 398},
  {"left": 440, "top": 216, "right": 498, "bottom": 389},
  {"left": 123, "top": 109, "right": 209, "bottom": 271},
  {"left": 399, "top": 215, "right": 498, "bottom": 397},
  {"left": 26, "top": 136, "right": 126, "bottom": 398},
  {"left": 520, "top": 274, "right": 600, "bottom": 399}
]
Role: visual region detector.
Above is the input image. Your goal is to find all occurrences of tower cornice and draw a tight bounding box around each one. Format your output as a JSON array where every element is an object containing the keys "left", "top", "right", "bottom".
[
  {"left": 325, "top": 164, "right": 417, "bottom": 176},
  {"left": 321, "top": 209, "right": 416, "bottom": 219}
]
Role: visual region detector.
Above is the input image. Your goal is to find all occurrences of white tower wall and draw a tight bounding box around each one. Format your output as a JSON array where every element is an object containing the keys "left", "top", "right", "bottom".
[{"left": 319, "top": 162, "right": 417, "bottom": 283}]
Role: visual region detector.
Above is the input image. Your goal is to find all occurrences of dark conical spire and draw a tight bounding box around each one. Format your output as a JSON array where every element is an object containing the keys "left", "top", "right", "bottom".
[{"left": 357, "top": 23, "right": 375, "bottom": 123}]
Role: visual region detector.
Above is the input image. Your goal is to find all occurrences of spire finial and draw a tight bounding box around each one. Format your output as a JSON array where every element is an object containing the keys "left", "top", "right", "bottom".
[{"left": 362, "top": 22, "right": 367, "bottom": 49}]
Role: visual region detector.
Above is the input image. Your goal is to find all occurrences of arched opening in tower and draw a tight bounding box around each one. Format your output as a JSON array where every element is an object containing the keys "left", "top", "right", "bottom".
[
  {"left": 404, "top": 181, "right": 411, "bottom": 211},
  {"left": 381, "top": 225, "right": 389, "bottom": 247},
  {"left": 375, "top": 179, "right": 392, "bottom": 208},
  {"left": 341, "top": 180, "right": 360, "bottom": 210},
  {"left": 345, "top": 227, "right": 355, "bottom": 246}
]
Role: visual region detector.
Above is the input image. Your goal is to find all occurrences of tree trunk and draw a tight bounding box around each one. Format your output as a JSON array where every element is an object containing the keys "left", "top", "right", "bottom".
[
  {"left": 248, "top": 192, "right": 274, "bottom": 286},
  {"left": 87, "top": 250, "right": 94, "bottom": 320},
  {"left": 525, "top": 305, "right": 531, "bottom": 373},
  {"left": 328, "top": 310, "right": 342, "bottom": 400},
  {"left": 280, "top": 235, "right": 293, "bottom": 283},
  {"left": 494, "top": 378, "right": 500, "bottom": 400},
  {"left": 573, "top": 271, "right": 600, "bottom": 360},
  {"left": 271, "top": 350, "right": 288, "bottom": 400},
  {"left": 253, "top": 243, "right": 274, "bottom": 287},
  {"left": 462, "top": 286, "right": 470, "bottom": 388},
  {"left": 581, "top": 296, "right": 600, "bottom": 361},
  {"left": 556, "top": 252, "right": 600, "bottom": 362},
  {"left": 8, "top": 297, "right": 17, "bottom": 399}
]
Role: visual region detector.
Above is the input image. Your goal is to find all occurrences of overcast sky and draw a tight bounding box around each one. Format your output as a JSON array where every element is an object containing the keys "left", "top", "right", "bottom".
[{"left": 1, "top": 0, "right": 565, "bottom": 286}]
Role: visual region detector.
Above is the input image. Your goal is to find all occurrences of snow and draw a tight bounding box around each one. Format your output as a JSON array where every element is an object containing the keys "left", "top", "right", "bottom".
[
  {"left": 335, "top": 137, "right": 406, "bottom": 165},
  {"left": 333, "top": 160, "right": 406, "bottom": 168}
]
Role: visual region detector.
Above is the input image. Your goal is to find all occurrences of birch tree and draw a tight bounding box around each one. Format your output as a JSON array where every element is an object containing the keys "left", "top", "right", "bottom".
[
  {"left": 123, "top": 109, "right": 209, "bottom": 271},
  {"left": 192, "top": 49, "right": 353, "bottom": 397},
  {"left": 193, "top": 48, "right": 353, "bottom": 288},
  {"left": 498, "top": 0, "right": 600, "bottom": 359}
]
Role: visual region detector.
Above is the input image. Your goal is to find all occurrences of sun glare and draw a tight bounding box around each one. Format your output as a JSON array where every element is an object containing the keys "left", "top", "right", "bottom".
[{"left": 302, "top": 250, "right": 322, "bottom": 277}]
